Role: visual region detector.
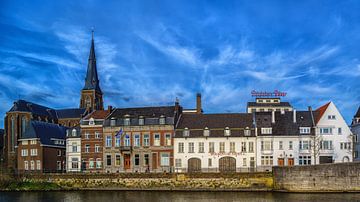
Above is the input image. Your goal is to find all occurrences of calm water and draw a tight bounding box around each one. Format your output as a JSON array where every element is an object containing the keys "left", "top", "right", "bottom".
[{"left": 1, "top": 191, "right": 360, "bottom": 202}]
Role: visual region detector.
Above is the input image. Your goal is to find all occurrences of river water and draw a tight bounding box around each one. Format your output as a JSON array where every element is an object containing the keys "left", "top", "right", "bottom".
[{"left": 0, "top": 191, "right": 360, "bottom": 202}]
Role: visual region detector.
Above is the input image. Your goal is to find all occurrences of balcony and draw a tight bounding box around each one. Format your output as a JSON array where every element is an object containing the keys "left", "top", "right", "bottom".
[{"left": 119, "top": 146, "right": 132, "bottom": 152}]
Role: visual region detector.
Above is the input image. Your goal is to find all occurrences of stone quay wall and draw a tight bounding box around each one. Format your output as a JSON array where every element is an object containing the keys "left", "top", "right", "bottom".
[{"left": 273, "top": 162, "right": 360, "bottom": 192}]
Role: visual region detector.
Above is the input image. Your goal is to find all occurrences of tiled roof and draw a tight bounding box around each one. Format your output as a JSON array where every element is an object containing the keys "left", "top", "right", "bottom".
[
  {"left": 8, "top": 100, "right": 57, "bottom": 120},
  {"left": 83, "top": 110, "right": 110, "bottom": 120},
  {"left": 21, "top": 121, "right": 67, "bottom": 147},
  {"left": 315, "top": 102, "right": 331, "bottom": 124},
  {"left": 56, "top": 108, "right": 86, "bottom": 119},
  {"left": 175, "top": 113, "right": 255, "bottom": 138},
  {"left": 247, "top": 102, "right": 292, "bottom": 107},
  {"left": 108, "top": 106, "right": 176, "bottom": 119}
]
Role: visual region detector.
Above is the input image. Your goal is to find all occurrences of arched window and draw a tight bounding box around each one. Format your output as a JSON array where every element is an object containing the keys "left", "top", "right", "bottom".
[
  {"left": 21, "top": 116, "right": 27, "bottom": 137},
  {"left": 85, "top": 96, "right": 91, "bottom": 108},
  {"left": 72, "top": 129, "right": 77, "bottom": 137},
  {"left": 11, "top": 116, "right": 15, "bottom": 151}
]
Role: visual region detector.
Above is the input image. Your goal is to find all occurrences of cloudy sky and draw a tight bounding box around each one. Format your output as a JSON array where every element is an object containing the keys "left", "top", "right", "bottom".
[{"left": 0, "top": 0, "right": 360, "bottom": 127}]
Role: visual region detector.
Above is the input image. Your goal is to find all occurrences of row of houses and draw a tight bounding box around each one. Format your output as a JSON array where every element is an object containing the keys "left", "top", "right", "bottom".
[{"left": 2, "top": 33, "right": 357, "bottom": 173}]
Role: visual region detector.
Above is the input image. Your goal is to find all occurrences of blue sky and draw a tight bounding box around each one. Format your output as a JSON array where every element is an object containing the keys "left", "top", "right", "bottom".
[{"left": 0, "top": 0, "right": 360, "bottom": 127}]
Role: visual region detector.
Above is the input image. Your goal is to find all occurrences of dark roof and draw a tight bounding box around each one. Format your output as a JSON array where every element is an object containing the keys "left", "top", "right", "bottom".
[
  {"left": 354, "top": 106, "right": 360, "bottom": 118},
  {"left": 8, "top": 100, "right": 57, "bottom": 120},
  {"left": 83, "top": 33, "right": 102, "bottom": 93},
  {"left": 83, "top": 110, "right": 110, "bottom": 120},
  {"left": 66, "top": 126, "right": 81, "bottom": 138},
  {"left": 175, "top": 113, "right": 255, "bottom": 138},
  {"left": 56, "top": 108, "right": 86, "bottom": 119},
  {"left": 247, "top": 102, "right": 292, "bottom": 107},
  {"left": 108, "top": 106, "right": 176, "bottom": 119},
  {"left": 21, "top": 121, "right": 67, "bottom": 147},
  {"left": 255, "top": 111, "right": 317, "bottom": 136}
]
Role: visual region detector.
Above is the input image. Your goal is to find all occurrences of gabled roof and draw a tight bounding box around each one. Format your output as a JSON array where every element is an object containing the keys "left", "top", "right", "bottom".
[
  {"left": 21, "top": 121, "right": 67, "bottom": 147},
  {"left": 354, "top": 106, "right": 360, "bottom": 118},
  {"left": 175, "top": 113, "right": 255, "bottom": 138},
  {"left": 56, "top": 108, "right": 86, "bottom": 119},
  {"left": 315, "top": 102, "right": 331, "bottom": 124},
  {"left": 108, "top": 106, "right": 176, "bottom": 119},
  {"left": 8, "top": 100, "right": 57, "bottom": 120},
  {"left": 83, "top": 110, "right": 110, "bottom": 120}
]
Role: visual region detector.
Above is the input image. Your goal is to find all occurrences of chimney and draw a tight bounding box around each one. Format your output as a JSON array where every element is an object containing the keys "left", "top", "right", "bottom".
[
  {"left": 293, "top": 109, "right": 296, "bottom": 123},
  {"left": 271, "top": 110, "right": 275, "bottom": 123},
  {"left": 175, "top": 97, "right": 180, "bottom": 111},
  {"left": 308, "top": 106, "right": 312, "bottom": 112},
  {"left": 196, "top": 93, "right": 202, "bottom": 114},
  {"left": 107, "top": 105, "right": 113, "bottom": 112}
]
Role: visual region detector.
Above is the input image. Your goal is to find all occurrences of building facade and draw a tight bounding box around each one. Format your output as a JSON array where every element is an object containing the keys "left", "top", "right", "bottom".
[
  {"left": 102, "top": 104, "right": 181, "bottom": 173},
  {"left": 247, "top": 98, "right": 293, "bottom": 113},
  {"left": 174, "top": 113, "right": 257, "bottom": 172},
  {"left": 17, "top": 121, "right": 67, "bottom": 173},
  {"left": 66, "top": 127, "right": 81, "bottom": 172},
  {"left": 351, "top": 107, "right": 360, "bottom": 161}
]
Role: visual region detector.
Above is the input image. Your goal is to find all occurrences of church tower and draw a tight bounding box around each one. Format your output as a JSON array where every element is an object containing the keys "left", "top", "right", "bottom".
[{"left": 80, "top": 31, "right": 104, "bottom": 111}]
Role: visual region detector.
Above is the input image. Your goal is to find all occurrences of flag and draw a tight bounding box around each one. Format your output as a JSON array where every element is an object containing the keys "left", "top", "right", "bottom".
[{"left": 115, "top": 128, "right": 123, "bottom": 138}]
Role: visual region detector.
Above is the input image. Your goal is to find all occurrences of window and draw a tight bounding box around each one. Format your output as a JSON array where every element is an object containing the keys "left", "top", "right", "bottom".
[
  {"left": 144, "top": 154, "right": 149, "bottom": 166},
  {"left": 328, "top": 115, "right": 336, "bottom": 120},
  {"left": 260, "top": 108, "right": 265, "bottom": 112},
  {"left": 299, "top": 156, "right": 311, "bottom": 165},
  {"left": 241, "top": 142, "right": 246, "bottom": 152},
  {"left": 279, "top": 141, "right": 283, "bottom": 150},
  {"left": 289, "top": 141, "right": 293, "bottom": 150},
  {"left": 72, "top": 129, "right": 77, "bottom": 137},
  {"left": 85, "top": 144, "right": 90, "bottom": 153},
  {"left": 115, "top": 155, "right": 121, "bottom": 166},
  {"left": 139, "top": 118, "right": 144, "bottom": 125},
  {"left": 178, "top": 142, "right": 184, "bottom": 153},
  {"left": 230, "top": 142, "right": 235, "bottom": 153},
  {"left": 165, "top": 134, "right": 171, "bottom": 146},
  {"left": 30, "top": 140, "right": 37, "bottom": 145},
  {"left": 261, "top": 128, "right": 272, "bottom": 134},
  {"left": 106, "top": 136, "right": 112, "bottom": 147},
  {"left": 134, "top": 134, "right": 140, "bottom": 147},
  {"left": 154, "top": 134, "right": 160, "bottom": 146},
  {"left": 159, "top": 117, "right": 166, "bottom": 125},
  {"left": 220, "top": 142, "right": 225, "bottom": 153},
  {"left": 124, "top": 118, "right": 130, "bottom": 126},
  {"left": 248, "top": 142, "right": 254, "bottom": 153},
  {"left": 31, "top": 161, "right": 35, "bottom": 170},
  {"left": 95, "top": 144, "right": 100, "bottom": 153},
  {"left": 89, "top": 159, "right": 94, "bottom": 169},
  {"left": 21, "top": 117, "right": 27, "bottom": 137},
  {"left": 338, "top": 128, "right": 342, "bottom": 135},
  {"left": 204, "top": 128, "right": 210, "bottom": 136},
  {"left": 244, "top": 129, "right": 251, "bottom": 136},
  {"left": 134, "top": 154, "right": 140, "bottom": 166},
  {"left": 261, "top": 141, "right": 273, "bottom": 151},
  {"left": 56, "top": 161, "right": 61, "bottom": 170},
  {"left": 261, "top": 156, "right": 273, "bottom": 166},
  {"left": 31, "top": 149, "right": 38, "bottom": 156},
  {"left": 72, "top": 143, "right": 78, "bottom": 152},
  {"left": 24, "top": 161, "right": 28, "bottom": 170},
  {"left": 188, "top": 142, "right": 194, "bottom": 153},
  {"left": 96, "top": 159, "right": 102, "bottom": 168},
  {"left": 161, "top": 153, "right": 169, "bottom": 166},
  {"left": 320, "top": 128, "right": 333, "bottom": 135},
  {"left": 89, "top": 118, "right": 95, "bottom": 125},
  {"left": 299, "top": 140, "right": 310, "bottom": 150},
  {"left": 299, "top": 127, "right": 311, "bottom": 134},
  {"left": 340, "top": 142, "right": 351, "bottom": 150},
  {"left": 320, "top": 140, "right": 333, "bottom": 150},
  {"left": 95, "top": 132, "right": 101, "bottom": 139},
  {"left": 106, "top": 155, "right": 112, "bottom": 166},
  {"left": 243, "top": 158, "right": 247, "bottom": 167},
  {"left": 115, "top": 136, "right": 120, "bottom": 147},
  {"left": 110, "top": 118, "right": 116, "bottom": 126},
  {"left": 224, "top": 127, "right": 231, "bottom": 136},
  {"left": 175, "top": 159, "right": 182, "bottom": 167},
  {"left": 71, "top": 158, "right": 78, "bottom": 169},
  {"left": 199, "top": 142, "right": 204, "bottom": 153},
  {"left": 183, "top": 128, "right": 190, "bottom": 137},
  {"left": 21, "top": 149, "right": 28, "bottom": 157},
  {"left": 208, "top": 158, "right": 212, "bottom": 167},
  {"left": 143, "top": 134, "right": 150, "bottom": 146},
  {"left": 85, "top": 132, "right": 90, "bottom": 139},
  {"left": 22, "top": 140, "right": 28, "bottom": 145},
  {"left": 124, "top": 134, "right": 130, "bottom": 146},
  {"left": 209, "top": 142, "right": 215, "bottom": 153}
]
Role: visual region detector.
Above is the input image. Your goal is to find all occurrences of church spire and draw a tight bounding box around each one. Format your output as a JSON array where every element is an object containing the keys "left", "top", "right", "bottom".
[{"left": 83, "top": 30, "right": 101, "bottom": 93}]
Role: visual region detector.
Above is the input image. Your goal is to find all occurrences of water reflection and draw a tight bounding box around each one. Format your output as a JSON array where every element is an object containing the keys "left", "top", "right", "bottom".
[{"left": 1, "top": 191, "right": 360, "bottom": 202}]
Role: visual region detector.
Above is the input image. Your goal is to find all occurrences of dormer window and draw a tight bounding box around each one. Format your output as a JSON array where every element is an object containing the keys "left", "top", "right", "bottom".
[
  {"left": 139, "top": 117, "right": 144, "bottom": 125},
  {"left": 72, "top": 129, "right": 77, "bottom": 137},
  {"left": 299, "top": 127, "right": 311, "bottom": 134},
  {"left": 124, "top": 118, "right": 130, "bottom": 126},
  {"left": 110, "top": 118, "right": 116, "bottom": 126},
  {"left": 261, "top": 128, "right": 272, "bottom": 134},
  {"left": 89, "top": 118, "right": 95, "bottom": 125},
  {"left": 159, "top": 116, "right": 165, "bottom": 125},
  {"left": 224, "top": 127, "right": 231, "bottom": 136},
  {"left": 203, "top": 127, "right": 210, "bottom": 137},
  {"left": 183, "top": 128, "right": 190, "bottom": 137},
  {"left": 244, "top": 127, "right": 250, "bottom": 136}
]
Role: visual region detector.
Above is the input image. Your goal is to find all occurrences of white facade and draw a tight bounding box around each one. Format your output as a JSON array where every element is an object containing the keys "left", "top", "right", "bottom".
[
  {"left": 66, "top": 129, "right": 81, "bottom": 172},
  {"left": 174, "top": 137, "right": 256, "bottom": 172}
]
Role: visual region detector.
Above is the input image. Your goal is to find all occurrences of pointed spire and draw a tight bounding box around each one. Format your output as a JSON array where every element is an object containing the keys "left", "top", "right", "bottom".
[{"left": 83, "top": 30, "right": 102, "bottom": 93}]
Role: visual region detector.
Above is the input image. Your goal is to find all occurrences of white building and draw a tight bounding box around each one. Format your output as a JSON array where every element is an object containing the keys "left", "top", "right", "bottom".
[
  {"left": 174, "top": 113, "right": 256, "bottom": 172},
  {"left": 66, "top": 127, "right": 81, "bottom": 172},
  {"left": 247, "top": 98, "right": 293, "bottom": 113}
]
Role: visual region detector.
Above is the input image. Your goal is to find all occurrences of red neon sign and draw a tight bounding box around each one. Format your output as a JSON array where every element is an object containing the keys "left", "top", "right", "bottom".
[{"left": 251, "top": 90, "right": 287, "bottom": 97}]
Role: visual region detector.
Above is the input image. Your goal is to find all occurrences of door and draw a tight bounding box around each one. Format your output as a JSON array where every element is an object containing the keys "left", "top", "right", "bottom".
[
  {"left": 219, "top": 157, "right": 236, "bottom": 172},
  {"left": 188, "top": 158, "right": 201, "bottom": 172},
  {"left": 152, "top": 153, "right": 158, "bottom": 170},
  {"left": 124, "top": 154, "right": 131, "bottom": 170},
  {"left": 320, "top": 156, "right": 333, "bottom": 164},
  {"left": 288, "top": 158, "right": 294, "bottom": 166},
  {"left": 277, "top": 158, "right": 284, "bottom": 166}
]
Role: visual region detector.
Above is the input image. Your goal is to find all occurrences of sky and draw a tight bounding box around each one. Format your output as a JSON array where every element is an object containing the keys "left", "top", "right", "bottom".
[{"left": 0, "top": 0, "right": 360, "bottom": 127}]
